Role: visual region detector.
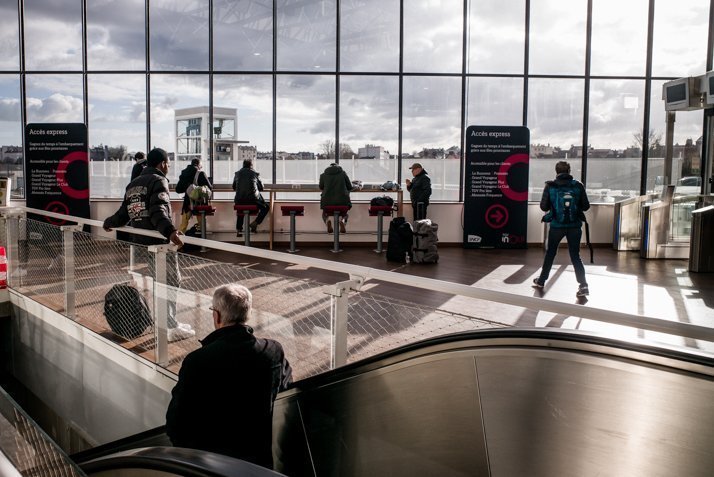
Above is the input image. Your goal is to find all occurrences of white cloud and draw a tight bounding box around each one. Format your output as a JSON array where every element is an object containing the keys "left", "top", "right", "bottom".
[{"left": 26, "top": 93, "right": 84, "bottom": 123}]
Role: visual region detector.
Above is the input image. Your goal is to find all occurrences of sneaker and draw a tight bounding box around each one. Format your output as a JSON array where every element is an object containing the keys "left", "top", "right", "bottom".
[
  {"left": 249, "top": 221, "right": 258, "bottom": 233},
  {"left": 339, "top": 220, "right": 346, "bottom": 234},
  {"left": 532, "top": 279, "right": 544, "bottom": 289},
  {"left": 177, "top": 322, "right": 193, "bottom": 331},
  {"left": 577, "top": 286, "right": 589, "bottom": 297},
  {"left": 326, "top": 220, "right": 333, "bottom": 234},
  {"left": 168, "top": 326, "right": 195, "bottom": 342}
]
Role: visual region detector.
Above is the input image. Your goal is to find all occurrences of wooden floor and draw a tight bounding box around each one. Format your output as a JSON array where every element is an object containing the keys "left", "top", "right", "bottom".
[{"left": 201, "top": 242, "right": 714, "bottom": 353}]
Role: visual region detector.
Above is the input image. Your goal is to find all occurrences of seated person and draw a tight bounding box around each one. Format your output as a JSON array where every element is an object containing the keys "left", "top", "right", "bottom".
[
  {"left": 232, "top": 160, "right": 268, "bottom": 235},
  {"left": 176, "top": 158, "right": 213, "bottom": 233},
  {"left": 319, "top": 162, "right": 353, "bottom": 233}
]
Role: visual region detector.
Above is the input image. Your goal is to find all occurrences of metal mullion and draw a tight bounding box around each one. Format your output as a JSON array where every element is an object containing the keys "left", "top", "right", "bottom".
[
  {"left": 459, "top": 0, "right": 468, "bottom": 203},
  {"left": 209, "top": 0, "right": 214, "bottom": 181},
  {"left": 700, "top": 0, "right": 714, "bottom": 191},
  {"left": 640, "top": 0, "right": 655, "bottom": 196},
  {"left": 581, "top": 0, "right": 592, "bottom": 187},
  {"left": 397, "top": 0, "right": 404, "bottom": 184},
  {"left": 272, "top": 0, "right": 277, "bottom": 182},
  {"left": 335, "top": 0, "right": 340, "bottom": 163},
  {"left": 145, "top": 0, "right": 151, "bottom": 152},
  {"left": 82, "top": 0, "right": 88, "bottom": 128},
  {"left": 523, "top": 0, "right": 530, "bottom": 127}
]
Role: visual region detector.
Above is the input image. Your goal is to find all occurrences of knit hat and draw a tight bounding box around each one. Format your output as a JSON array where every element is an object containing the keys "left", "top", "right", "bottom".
[{"left": 147, "top": 148, "right": 168, "bottom": 167}]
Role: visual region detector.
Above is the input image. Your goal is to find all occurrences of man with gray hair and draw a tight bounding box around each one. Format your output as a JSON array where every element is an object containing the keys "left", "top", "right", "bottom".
[{"left": 166, "top": 284, "right": 292, "bottom": 469}]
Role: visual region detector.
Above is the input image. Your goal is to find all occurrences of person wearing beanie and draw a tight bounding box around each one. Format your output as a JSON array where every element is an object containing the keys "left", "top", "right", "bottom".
[
  {"left": 130, "top": 151, "right": 147, "bottom": 181},
  {"left": 104, "top": 147, "right": 194, "bottom": 342}
]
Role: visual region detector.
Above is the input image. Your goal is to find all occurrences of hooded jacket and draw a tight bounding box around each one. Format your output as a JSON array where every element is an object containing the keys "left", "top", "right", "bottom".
[
  {"left": 176, "top": 164, "right": 212, "bottom": 212},
  {"left": 319, "top": 164, "right": 352, "bottom": 208},
  {"left": 103, "top": 166, "right": 176, "bottom": 245},
  {"left": 233, "top": 167, "right": 265, "bottom": 203},
  {"left": 540, "top": 173, "right": 590, "bottom": 228}
]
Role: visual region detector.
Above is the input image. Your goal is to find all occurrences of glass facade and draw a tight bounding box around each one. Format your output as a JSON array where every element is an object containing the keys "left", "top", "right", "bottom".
[{"left": 2, "top": 0, "right": 712, "bottom": 201}]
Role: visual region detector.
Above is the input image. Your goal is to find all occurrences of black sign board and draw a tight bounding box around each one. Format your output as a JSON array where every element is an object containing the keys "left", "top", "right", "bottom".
[
  {"left": 464, "top": 126, "right": 529, "bottom": 248},
  {"left": 24, "top": 123, "right": 89, "bottom": 225}
]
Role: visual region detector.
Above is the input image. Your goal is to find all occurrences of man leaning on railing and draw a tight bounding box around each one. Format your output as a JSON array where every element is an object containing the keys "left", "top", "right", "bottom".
[{"left": 103, "top": 147, "right": 195, "bottom": 342}]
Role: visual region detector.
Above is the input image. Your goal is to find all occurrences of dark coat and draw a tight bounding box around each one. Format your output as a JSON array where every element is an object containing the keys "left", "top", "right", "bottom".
[
  {"left": 233, "top": 167, "right": 265, "bottom": 204},
  {"left": 166, "top": 325, "right": 292, "bottom": 469},
  {"left": 176, "top": 164, "right": 212, "bottom": 213},
  {"left": 130, "top": 159, "right": 147, "bottom": 181},
  {"left": 103, "top": 166, "right": 176, "bottom": 245},
  {"left": 540, "top": 173, "right": 590, "bottom": 228},
  {"left": 319, "top": 164, "right": 352, "bottom": 208},
  {"left": 407, "top": 169, "right": 432, "bottom": 206}
]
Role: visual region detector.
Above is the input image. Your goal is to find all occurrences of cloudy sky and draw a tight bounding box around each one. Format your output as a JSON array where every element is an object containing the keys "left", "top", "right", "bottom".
[{"left": 0, "top": 0, "right": 709, "bottom": 160}]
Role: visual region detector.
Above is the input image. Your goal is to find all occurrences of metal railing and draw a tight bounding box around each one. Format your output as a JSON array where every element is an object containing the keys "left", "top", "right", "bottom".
[{"left": 1, "top": 206, "right": 712, "bottom": 380}]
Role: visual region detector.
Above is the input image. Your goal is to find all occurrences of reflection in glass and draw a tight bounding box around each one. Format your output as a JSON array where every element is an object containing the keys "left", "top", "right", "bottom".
[
  {"left": 150, "top": 74, "right": 209, "bottom": 184},
  {"left": 404, "top": 0, "right": 462, "bottom": 73},
  {"left": 340, "top": 0, "right": 399, "bottom": 72},
  {"left": 340, "top": 76, "right": 399, "bottom": 184},
  {"left": 527, "top": 78, "right": 584, "bottom": 200},
  {"left": 0, "top": 75, "right": 23, "bottom": 198},
  {"left": 587, "top": 80, "right": 644, "bottom": 202},
  {"left": 466, "top": 77, "right": 523, "bottom": 127},
  {"left": 652, "top": 0, "right": 708, "bottom": 77},
  {"left": 0, "top": 2, "right": 19, "bottom": 70},
  {"left": 88, "top": 74, "right": 147, "bottom": 198},
  {"left": 590, "top": 0, "right": 647, "bottom": 76},
  {"left": 402, "top": 77, "right": 461, "bottom": 201},
  {"left": 26, "top": 75, "right": 84, "bottom": 123},
  {"left": 468, "top": 0, "right": 524, "bottom": 74},
  {"left": 214, "top": 75, "right": 273, "bottom": 183},
  {"left": 87, "top": 0, "right": 145, "bottom": 70},
  {"left": 24, "top": 0, "right": 83, "bottom": 71},
  {"left": 646, "top": 80, "right": 703, "bottom": 193},
  {"left": 276, "top": 75, "right": 335, "bottom": 184},
  {"left": 150, "top": 0, "right": 209, "bottom": 70},
  {"left": 277, "top": 0, "right": 336, "bottom": 71},
  {"left": 529, "top": 0, "right": 586, "bottom": 75},
  {"left": 214, "top": 0, "right": 273, "bottom": 71}
]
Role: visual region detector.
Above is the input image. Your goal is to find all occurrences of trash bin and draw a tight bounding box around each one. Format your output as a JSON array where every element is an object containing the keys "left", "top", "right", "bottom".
[{"left": 689, "top": 205, "right": 714, "bottom": 272}]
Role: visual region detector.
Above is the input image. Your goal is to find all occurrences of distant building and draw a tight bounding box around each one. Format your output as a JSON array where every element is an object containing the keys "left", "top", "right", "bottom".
[
  {"left": 1, "top": 145, "right": 23, "bottom": 165},
  {"left": 237, "top": 145, "right": 257, "bottom": 163},
  {"left": 358, "top": 144, "right": 389, "bottom": 160},
  {"left": 174, "top": 106, "right": 247, "bottom": 163},
  {"left": 531, "top": 144, "right": 554, "bottom": 157}
]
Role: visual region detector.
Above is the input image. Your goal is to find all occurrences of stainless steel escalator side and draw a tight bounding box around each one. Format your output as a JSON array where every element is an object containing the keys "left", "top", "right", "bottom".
[
  {"left": 272, "top": 328, "right": 714, "bottom": 477},
  {"left": 80, "top": 447, "right": 287, "bottom": 477}
]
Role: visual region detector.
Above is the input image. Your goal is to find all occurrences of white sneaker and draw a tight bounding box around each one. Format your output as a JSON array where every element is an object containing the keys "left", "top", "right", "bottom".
[
  {"left": 168, "top": 326, "right": 195, "bottom": 342},
  {"left": 177, "top": 322, "right": 193, "bottom": 331}
]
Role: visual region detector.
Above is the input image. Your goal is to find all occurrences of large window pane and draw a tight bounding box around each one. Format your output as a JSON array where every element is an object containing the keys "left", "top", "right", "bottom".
[
  {"left": 0, "top": 2, "right": 19, "bottom": 70},
  {"left": 652, "top": 0, "right": 708, "bottom": 77},
  {"left": 24, "top": 0, "right": 82, "bottom": 71},
  {"left": 646, "top": 80, "right": 703, "bottom": 192},
  {"left": 590, "top": 0, "right": 648, "bottom": 76},
  {"left": 529, "top": 0, "right": 587, "bottom": 75},
  {"left": 340, "top": 0, "right": 399, "bottom": 73},
  {"left": 150, "top": 74, "right": 209, "bottom": 186},
  {"left": 276, "top": 75, "right": 335, "bottom": 184},
  {"left": 87, "top": 0, "right": 146, "bottom": 70},
  {"left": 213, "top": 75, "right": 273, "bottom": 184},
  {"left": 150, "top": 0, "right": 209, "bottom": 70},
  {"left": 25, "top": 75, "right": 84, "bottom": 123},
  {"left": 527, "top": 78, "right": 584, "bottom": 200},
  {"left": 88, "top": 75, "right": 147, "bottom": 198},
  {"left": 214, "top": 0, "right": 273, "bottom": 71},
  {"left": 0, "top": 75, "right": 24, "bottom": 198},
  {"left": 340, "top": 76, "right": 399, "bottom": 185},
  {"left": 277, "top": 0, "right": 336, "bottom": 71},
  {"left": 402, "top": 76, "right": 462, "bottom": 202},
  {"left": 587, "top": 80, "right": 645, "bottom": 202},
  {"left": 466, "top": 77, "right": 523, "bottom": 127},
  {"left": 404, "top": 0, "right": 463, "bottom": 73},
  {"left": 468, "top": 0, "right": 524, "bottom": 74}
]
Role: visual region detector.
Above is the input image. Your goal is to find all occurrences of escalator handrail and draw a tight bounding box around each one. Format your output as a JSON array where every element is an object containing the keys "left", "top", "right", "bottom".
[
  {"left": 71, "top": 425, "right": 168, "bottom": 464},
  {"left": 80, "top": 446, "right": 287, "bottom": 477}
]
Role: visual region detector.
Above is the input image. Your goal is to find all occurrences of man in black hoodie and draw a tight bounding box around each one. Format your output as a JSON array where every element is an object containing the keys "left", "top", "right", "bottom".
[
  {"left": 319, "top": 162, "right": 353, "bottom": 233},
  {"left": 233, "top": 160, "right": 268, "bottom": 235}
]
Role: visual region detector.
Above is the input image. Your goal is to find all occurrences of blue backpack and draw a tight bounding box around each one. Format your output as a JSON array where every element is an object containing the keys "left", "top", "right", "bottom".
[{"left": 548, "top": 180, "right": 581, "bottom": 226}]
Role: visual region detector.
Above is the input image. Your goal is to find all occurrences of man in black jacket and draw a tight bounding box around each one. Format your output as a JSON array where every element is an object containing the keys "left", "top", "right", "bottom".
[
  {"left": 233, "top": 160, "right": 268, "bottom": 234},
  {"left": 319, "top": 163, "right": 353, "bottom": 233},
  {"left": 176, "top": 158, "right": 212, "bottom": 233},
  {"left": 406, "top": 163, "right": 431, "bottom": 221},
  {"left": 103, "top": 148, "right": 194, "bottom": 342},
  {"left": 166, "top": 283, "right": 293, "bottom": 469},
  {"left": 130, "top": 151, "right": 146, "bottom": 181}
]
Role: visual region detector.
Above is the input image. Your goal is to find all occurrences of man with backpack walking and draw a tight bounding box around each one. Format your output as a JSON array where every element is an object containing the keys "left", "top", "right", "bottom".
[
  {"left": 533, "top": 161, "right": 591, "bottom": 297},
  {"left": 176, "top": 158, "right": 212, "bottom": 233}
]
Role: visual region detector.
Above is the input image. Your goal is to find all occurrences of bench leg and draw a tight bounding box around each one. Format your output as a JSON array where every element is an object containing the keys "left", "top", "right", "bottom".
[
  {"left": 375, "top": 212, "right": 384, "bottom": 253},
  {"left": 244, "top": 212, "right": 251, "bottom": 247},
  {"left": 331, "top": 211, "right": 342, "bottom": 253},
  {"left": 200, "top": 212, "right": 207, "bottom": 252},
  {"left": 288, "top": 212, "right": 299, "bottom": 253}
]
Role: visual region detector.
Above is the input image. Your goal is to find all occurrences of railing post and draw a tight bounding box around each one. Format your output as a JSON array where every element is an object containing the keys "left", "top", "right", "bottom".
[
  {"left": 61, "top": 225, "right": 82, "bottom": 320},
  {"left": 3, "top": 211, "right": 22, "bottom": 287},
  {"left": 325, "top": 276, "right": 364, "bottom": 369},
  {"left": 149, "top": 244, "right": 170, "bottom": 367}
]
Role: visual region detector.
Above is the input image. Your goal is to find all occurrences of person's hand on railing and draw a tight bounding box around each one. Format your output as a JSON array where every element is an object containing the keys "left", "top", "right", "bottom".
[
  {"left": 103, "top": 225, "right": 113, "bottom": 232},
  {"left": 170, "top": 230, "right": 184, "bottom": 248}
]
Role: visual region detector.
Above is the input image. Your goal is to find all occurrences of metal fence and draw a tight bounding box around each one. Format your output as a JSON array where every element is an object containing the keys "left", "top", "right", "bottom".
[{"left": 1, "top": 207, "right": 713, "bottom": 380}]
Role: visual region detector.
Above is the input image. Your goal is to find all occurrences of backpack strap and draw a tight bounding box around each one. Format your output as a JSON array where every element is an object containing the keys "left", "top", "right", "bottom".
[{"left": 193, "top": 170, "right": 200, "bottom": 185}]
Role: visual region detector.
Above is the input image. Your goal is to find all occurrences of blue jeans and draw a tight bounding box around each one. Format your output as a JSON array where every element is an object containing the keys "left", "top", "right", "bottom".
[{"left": 538, "top": 226, "right": 587, "bottom": 287}]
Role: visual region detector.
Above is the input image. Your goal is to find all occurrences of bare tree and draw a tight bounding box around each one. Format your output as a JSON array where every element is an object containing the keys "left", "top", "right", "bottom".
[
  {"left": 320, "top": 139, "right": 336, "bottom": 159},
  {"left": 633, "top": 129, "right": 663, "bottom": 152}
]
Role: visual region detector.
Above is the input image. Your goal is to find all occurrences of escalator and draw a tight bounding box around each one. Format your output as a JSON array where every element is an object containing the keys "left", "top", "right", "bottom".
[{"left": 68, "top": 329, "right": 714, "bottom": 477}]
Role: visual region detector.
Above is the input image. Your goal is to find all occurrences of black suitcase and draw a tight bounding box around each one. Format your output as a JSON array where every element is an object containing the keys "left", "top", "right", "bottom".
[
  {"left": 386, "top": 217, "right": 413, "bottom": 263},
  {"left": 104, "top": 283, "right": 152, "bottom": 339}
]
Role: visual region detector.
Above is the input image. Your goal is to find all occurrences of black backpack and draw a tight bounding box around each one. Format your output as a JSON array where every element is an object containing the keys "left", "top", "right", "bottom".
[
  {"left": 386, "top": 217, "right": 414, "bottom": 263},
  {"left": 370, "top": 196, "right": 395, "bottom": 208},
  {"left": 104, "top": 284, "right": 152, "bottom": 339}
]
